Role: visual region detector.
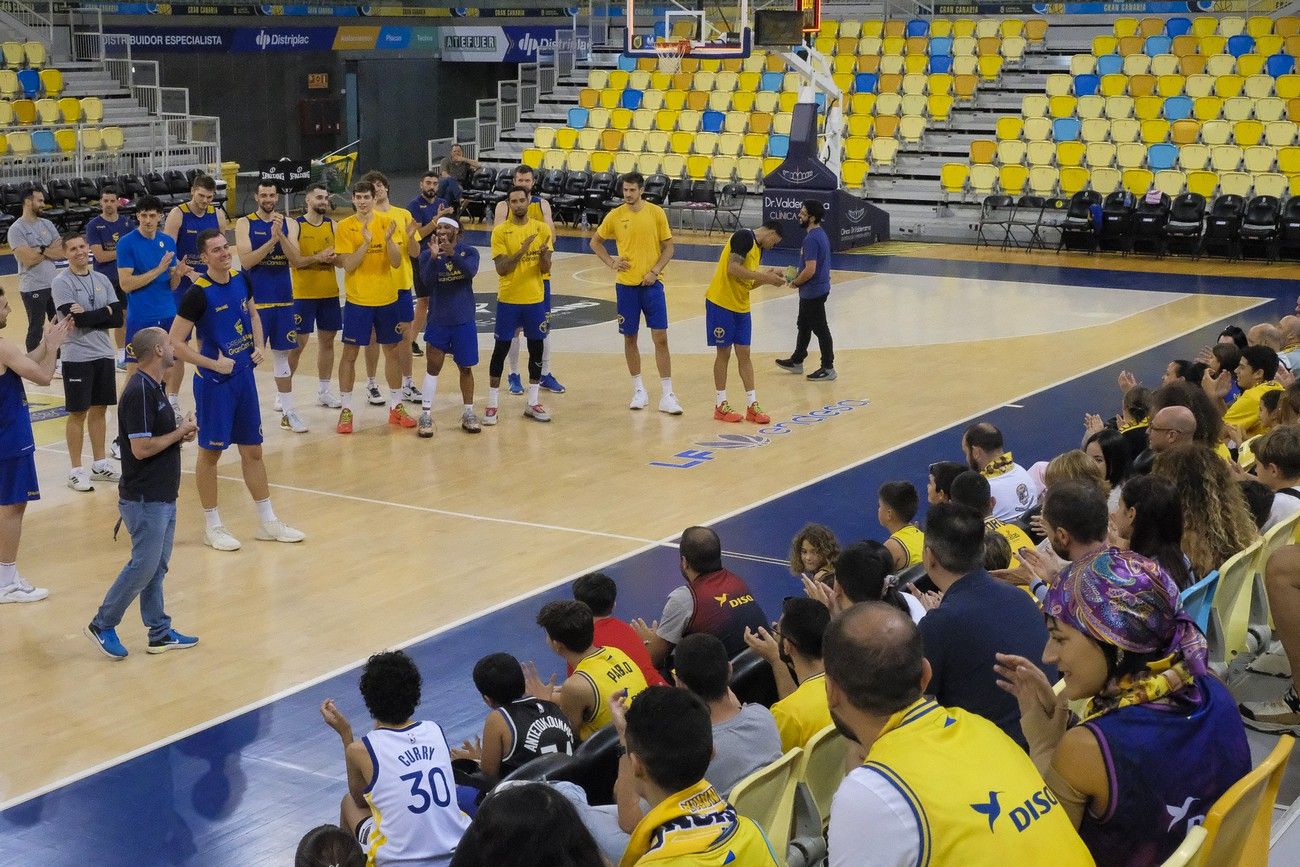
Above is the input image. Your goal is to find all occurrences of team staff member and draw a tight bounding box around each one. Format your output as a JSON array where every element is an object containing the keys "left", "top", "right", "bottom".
[
  {"left": 334, "top": 181, "right": 411, "bottom": 434},
  {"left": 775, "top": 200, "right": 835, "bottom": 382},
  {"left": 487, "top": 186, "right": 553, "bottom": 425},
  {"left": 164, "top": 174, "right": 226, "bottom": 401},
  {"left": 117, "top": 196, "right": 191, "bottom": 409},
  {"left": 408, "top": 170, "right": 454, "bottom": 358},
  {"left": 85, "top": 186, "right": 135, "bottom": 366},
  {"left": 0, "top": 295, "right": 69, "bottom": 604},
  {"left": 590, "top": 172, "right": 681, "bottom": 416},
  {"left": 706, "top": 221, "right": 785, "bottom": 424},
  {"left": 168, "top": 229, "right": 304, "bottom": 552},
  {"left": 494, "top": 165, "right": 564, "bottom": 396},
  {"left": 417, "top": 217, "right": 482, "bottom": 437},
  {"left": 236, "top": 181, "right": 308, "bottom": 434},
  {"left": 84, "top": 327, "right": 199, "bottom": 659},
  {"left": 8, "top": 187, "right": 63, "bottom": 353},
  {"left": 362, "top": 171, "right": 421, "bottom": 405},
  {"left": 286, "top": 183, "right": 342, "bottom": 409},
  {"left": 53, "top": 233, "right": 123, "bottom": 492}
]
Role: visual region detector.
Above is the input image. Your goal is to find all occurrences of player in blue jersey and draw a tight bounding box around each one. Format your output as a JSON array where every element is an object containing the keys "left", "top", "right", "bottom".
[
  {"left": 85, "top": 185, "right": 135, "bottom": 368},
  {"left": 168, "top": 229, "right": 304, "bottom": 553},
  {"left": 0, "top": 289, "right": 69, "bottom": 603},
  {"left": 407, "top": 171, "right": 454, "bottom": 361},
  {"left": 416, "top": 217, "right": 481, "bottom": 437},
  {"left": 236, "top": 181, "right": 307, "bottom": 434}
]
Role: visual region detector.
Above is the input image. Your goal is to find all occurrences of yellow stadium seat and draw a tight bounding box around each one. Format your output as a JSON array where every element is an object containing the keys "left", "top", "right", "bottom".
[
  {"left": 1000, "top": 164, "right": 1030, "bottom": 195},
  {"left": 1118, "top": 36, "right": 1145, "bottom": 57},
  {"left": 968, "top": 139, "right": 997, "bottom": 164},
  {"left": 997, "top": 138, "right": 1027, "bottom": 166},
  {"left": 1266, "top": 121, "right": 1297, "bottom": 148},
  {"left": 929, "top": 94, "right": 954, "bottom": 123},
  {"left": 542, "top": 148, "right": 566, "bottom": 170},
  {"left": 52, "top": 127, "right": 75, "bottom": 154},
  {"left": 1114, "top": 17, "right": 1139, "bottom": 38},
  {"left": 1282, "top": 146, "right": 1300, "bottom": 176},
  {"left": 1025, "top": 18, "right": 1048, "bottom": 45},
  {"left": 1028, "top": 165, "right": 1059, "bottom": 196},
  {"left": 621, "top": 130, "right": 646, "bottom": 153},
  {"left": 1186, "top": 169, "right": 1219, "bottom": 196},
  {"left": 978, "top": 55, "right": 1003, "bottom": 82},
  {"left": 1241, "top": 73, "right": 1272, "bottom": 99},
  {"left": 1045, "top": 73, "right": 1072, "bottom": 97},
  {"left": 1181, "top": 54, "right": 1208, "bottom": 76},
  {"left": 1003, "top": 37, "right": 1027, "bottom": 65},
  {"left": 1193, "top": 95, "right": 1223, "bottom": 120},
  {"left": 1219, "top": 16, "right": 1246, "bottom": 37},
  {"left": 1077, "top": 95, "right": 1105, "bottom": 120},
  {"left": 928, "top": 20, "right": 951, "bottom": 39},
  {"left": 878, "top": 70, "right": 903, "bottom": 92},
  {"left": 1185, "top": 75, "right": 1216, "bottom": 100},
  {"left": 610, "top": 108, "right": 633, "bottom": 130},
  {"left": 859, "top": 36, "right": 883, "bottom": 56},
  {"left": 874, "top": 114, "right": 900, "bottom": 138},
  {"left": 81, "top": 126, "right": 103, "bottom": 153},
  {"left": 576, "top": 128, "right": 600, "bottom": 150},
  {"left": 1056, "top": 140, "right": 1085, "bottom": 167},
  {"left": 12, "top": 98, "right": 35, "bottom": 125},
  {"left": 847, "top": 114, "right": 873, "bottom": 138},
  {"left": 1150, "top": 54, "right": 1180, "bottom": 77},
  {"left": 1243, "top": 144, "right": 1275, "bottom": 172},
  {"left": 0, "top": 100, "right": 11, "bottom": 126},
  {"left": 902, "top": 73, "right": 926, "bottom": 95},
  {"left": 1238, "top": 55, "right": 1267, "bottom": 79},
  {"left": 669, "top": 130, "right": 694, "bottom": 154},
  {"left": 882, "top": 36, "right": 905, "bottom": 56},
  {"left": 885, "top": 19, "right": 908, "bottom": 39},
  {"left": 952, "top": 74, "right": 978, "bottom": 103},
  {"left": 1253, "top": 173, "right": 1288, "bottom": 198},
  {"left": 1121, "top": 167, "right": 1152, "bottom": 194},
  {"left": 520, "top": 147, "right": 543, "bottom": 168},
  {"left": 1245, "top": 15, "right": 1274, "bottom": 38},
  {"left": 1140, "top": 119, "right": 1170, "bottom": 143},
  {"left": 724, "top": 111, "right": 749, "bottom": 134},
  {"left": 1219, "top": 170, "right": 1253, "bottom": 197},
  {"left": 870, "top": 136, "right": 899, "bottom": 169},
  {"left": 844, "top": 136, "right": 871, "bottom": 161},
  {"left": 563, "top": 150, "right": 588, "bottom": 172},
  {"left": 611, "top": 151, "right": 637, "bottom": 174},
  {"left": 876, "top": 92, "right": 903, "bottom": 115},
  {"left": 754, "top": 91, "right": 779, "bottom": 112},
  {"left": 1, "top": 41, "right": 23, "bottom": 69},
  {"left": 598, "top": 88, "right": 621, "bottom": 110},
  {"left": 899, "top": 113, "right": 926, "bottom": 145},
  {"left": 1110, "top": 118, "right": 1141, "bottom": 143},
  {"left": 1212, "top": 144, "right": 1244, "bottom": 172},
  {"left": 1206, "top": 54, "right": 1237, "bottom": 78},
  {"left": 1156, "top": 74, "right": 1186, "bottom": 97},
  {"left": 643, "top": 131, "right": 668, "bottom": 153},
  {"left": 1202, "top": 36, "right": 1229, "bottom": 57},
  {"left": 660, "top": 153, "right": 686, "bottom": 176},
  {"left": 995, "top": 116, "right": 1024, "bottom": 141},
  {"left": 634, "top": 153, "right": 660, "bottom": 175},
  {"left": 1192, "top": 737, "right": 1295, "bottom": 867},
  {"left": 1220, "top": 97, "right": 1252, "bottom": 123},
  {"left": 1132, "top": 95, "right": 1162, "bottom": 121},
  {"left": 1023, "top": 116, "right": 1053, "bottom": 141},
  {"left": 1026, "top": 139, "right": 1055, "bottom": 167},
  {"left": 1124, "top": 54, "right": 1152, "bottom": 77},
  {"left": 952, "top": 55, "right": 978, "bottom": 76},
  {"left": 1071, "top": 55, "right": 1097, "bottom": 76},
  {"left": 900, "top": 93, "right": 927, "bottom": 116},
  {"left": 1192, "top": 17, "right": 1218, "bottom": 38},
  {"left": 598, "top": 128, "right": 623, "bottom": 151},
  {"left": 928, "top": 73, "right": 954, "bottom": 95},
  {"left": 6, "top": 129, "right": 30, "bottom": 157},
  {"left": 1170, "top": 119, "right": 1200, "bottom": 145},
  {"left": 1049, "top": 95, "right": 1077, "bottom": 118},
  {"left": 1256, "top": 98, "right": 1286, "bottom": 123},
  {"left": 1139, "top": 17, "right": 1166, "bottom": 38},
  {"left": 1058, "top": 166, "right": 1089, "bottom": 194},
  {"left": 1154, "top": 169, "right": 1186, "bottom": 196},
  {"left": 841, "top": 159, "right": 869, "bottom": 188},
  {"left": 1093, "top": 35, "right": 1118, "bottom": 56},
  {"left": 940, "top": 162, "right": 969, "bottom": 197},
  {"left": 685, "top": 153, "right": 711, "bottom": 180},
  {"left": 1090, "top": 166, "right": 1122, "bottom": 194},
  {"left": 772, "top": 112, "right": 793, "bottom": 135},
  {"left": 1216, "top": 76, "right": 1247, "bottom": 100},
  {"left": 1117, "top": 141, "right": 1147, "bottom": 169},
  {"left": 969, "top": 163, "right": 999, "bottom": 195},
  {"left": 1201, "top": 119, "right": 1231, "bottom": 145},
  {"left": 1279, "top": 17, "right": 1300, "bottom": 38},
  {"left": 37, "top": 67, "right": 60, "bottom": 96},
  {"left": 1022, "top": 93, "right": 1049, "bottom": 118},
  {"left": 1172, "top": 35, "right": 1199, "bottom": 57},
  {"left": 33, "top": 97, "right": 57, "bottom": 124},
  {"left": 1235, "top": 120, "right": 1264, "bottom": 147},
  {"left": 1086, "top": 141, "right": 1116, "bottom": 167},
  {"left": 1100, "top": 74, "right": 1128, "bottom": 98},
  {"left": 578, "top": 88, "right": 599, "bottom": 109}
]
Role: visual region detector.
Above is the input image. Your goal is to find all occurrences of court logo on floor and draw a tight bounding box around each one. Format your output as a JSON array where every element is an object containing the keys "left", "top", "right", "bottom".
[
  {"left": 474, "top": 293, "right": 617, "bottom": 332},
  {"left": 650, "top": 399, "right": 870, "bottom": 469}
]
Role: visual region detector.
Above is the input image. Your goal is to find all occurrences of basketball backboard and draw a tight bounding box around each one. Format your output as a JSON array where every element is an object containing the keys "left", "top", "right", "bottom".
[{"left": 624, "top": 0, "right": 752, "bottom": 58}]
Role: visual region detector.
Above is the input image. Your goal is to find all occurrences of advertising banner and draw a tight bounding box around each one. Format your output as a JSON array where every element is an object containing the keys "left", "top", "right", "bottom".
[{"left": 439, "top": 25, "right": 589, "bottom": 62}]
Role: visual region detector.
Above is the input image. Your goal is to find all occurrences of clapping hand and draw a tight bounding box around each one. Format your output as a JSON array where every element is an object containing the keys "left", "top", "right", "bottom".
[
  {"left": 522, "top": 660, "right": 557, "bottom": 701},
  {"left": 320, "top": 699, "right": 354, "bottom": 741},
  {"left": 1117, "top": 370, "right": 1138, "bottom": 393},
  {"left": 1017, "top": 545, "right": 1058, "bottom": 586},
  {"left": 178, "top": 412, "right": 198, "bottom": 442},
  {"left": 42, "top": 316, "right": 72, "bottom": 350},
  {"left": 270, "top": 212, "right": 285, "bottom": 239},
  {"left": 450, "top": 736, "right": 482, "bottom": 763},
  {"left": 630, "top": 617, "right": 658, "bottom": 644},
  {"left": 1083, "top": 412, "right": 1104, "bottom": 436},
  {"left": 742, "top": 624, "right": 782, "bottom": 663},
  {"left": 1202, "top": 367, "right": 1232, "bottom": 400},
  {"left": 993, "top": 653, "right": 1068, "bottom": 749},
  {"left": 802, "top": 574, "right": 842, "bottom": 614},
  {"left": 908, "top": 585, "right": 943, "bottom": 611}
]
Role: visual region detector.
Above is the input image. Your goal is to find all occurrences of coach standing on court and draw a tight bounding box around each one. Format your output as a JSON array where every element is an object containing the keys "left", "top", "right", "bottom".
[
  {"left": 85, "top": 326, "right": 199, "bottom": 659},
  {"left": 776, "top": 200, "right": 835, "bottom": 382}
]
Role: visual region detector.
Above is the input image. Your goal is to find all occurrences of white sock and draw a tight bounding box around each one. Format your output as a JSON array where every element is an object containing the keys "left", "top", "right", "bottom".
[
  {"left": 204, "top": 508, "right": 223, "bottom": 530},
  {"left": 541, "top": 336, "right": 552, "bottom": 376},
  {"left": 632, "top": 374, "right": 645, "bottom": 391},
  {"left": 422, "top": 374, "right": 438, "bottom": 410},
  {"left": 254, "top": 498, "right": 278, "bottom": 524},
  {"left": 367, "top": 377, "right": 377, "bottom": 389},
  {"left": 279, "top": 390, "right": 293, "bottom": 412},
  {"left": 661, "top": 377, "right": 673, "bottom": 395},
  {"left": 403, "top": 375, "right": 413, "bottom": 389},
  {"left": 389, "top": 389, "right": 402, "bottom": 410},
  {"left": 716, "top": 390, "right": 727, "bottom": 405},
  {"left": 0, "top": 561, "right": 15, "bottom": 586},
  {"left": 508, "top": 333, "right": 521, "bottom": 374},
  {"left": 746, "top": 390, "right": 757, "bottom": 405},
  {"left": 167, "top": 392, "right": 179, "bottom": 403},
  {"left": 528, "top": 383, "right": 540, "bottom": 404},
  {"left": 117, "top": 348, "right": 126, "bottom": 362},
  {"left": 92, "top": 458, "right": 111, "bottom": 472},
  {"left": 488, "top": 387, "right": 500, "bottom": 408},
  {"left": 341, "top": 391, "right": 352, "bottom": 410},
  {"left": 319, "top": 380, "right": 330, "bottom": 394},
  {"left": 70, "top": 465, "right": 88, "bottom": 478},
  {"left": 464, "top": 403, "right": 474, "bottom": 413}
]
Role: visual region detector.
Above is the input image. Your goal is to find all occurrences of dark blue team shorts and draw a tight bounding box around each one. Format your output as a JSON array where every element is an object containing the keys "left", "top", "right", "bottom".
[
  {"left": 705, "top": 299, "right": 752, "bottom": 348},
  {"left": 293, "top": 297, "right": 343, "bottom": 335},
  {"left": 194, "top": 367, "right": 263, "bottom": 451},
  {"left": 0, "top": 453, "right": 39, "bottom": 505},
  {"left": 342, "top": 300, "right": 405, "bottom": 346},
  {"left": 424, "top": 322, "right": 479, "bottom": 368},
  {"left": 494, "top": 300, "right": 548, "bottom": 342},
  {"left": 257, "top": 305, "right": 298, "bottom": 351},
  {"left": 615, "top": 281, "right": 669, "bottom": 336}
]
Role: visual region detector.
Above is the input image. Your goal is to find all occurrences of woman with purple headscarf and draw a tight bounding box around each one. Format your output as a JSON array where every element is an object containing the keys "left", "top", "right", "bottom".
[{"left": 994, "top": 548, "right": 1250, "bottom": 867}]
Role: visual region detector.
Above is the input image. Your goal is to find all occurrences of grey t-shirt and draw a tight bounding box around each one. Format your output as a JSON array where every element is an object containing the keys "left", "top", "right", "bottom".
[
  {"left": 8, "top": 218, "right": 59, "bottom": 293},
  {"left": 52, "top": 268, "right": 117, "bottom": 362},
  {"left": 656, "top": 585, "right": 694, "bottom": 643},
  {"left": 707, "top": 703, "right": 784, "bottom": 796}
]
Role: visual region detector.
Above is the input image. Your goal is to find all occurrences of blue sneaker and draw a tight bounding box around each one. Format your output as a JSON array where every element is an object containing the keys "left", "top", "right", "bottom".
[
  {"left": 507, "top": 373, "right": 524, "bottom": 395},
  {"left": 85, "top": 623, "right": 128, "bottom": 660},
  {"left": 147, "top": 629, "right": 199, "bottom": 654},
  {"left": 539, "top": 373, "right": 566, "bottom": 394}
]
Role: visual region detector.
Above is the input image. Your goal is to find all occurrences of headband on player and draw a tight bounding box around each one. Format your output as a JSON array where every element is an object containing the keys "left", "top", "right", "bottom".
[{"left": 436, "top": 217, "right": 459, "bottom": 229}]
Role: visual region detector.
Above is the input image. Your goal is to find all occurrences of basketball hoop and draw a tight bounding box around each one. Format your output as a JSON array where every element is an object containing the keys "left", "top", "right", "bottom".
[{"left": 655, "top": 39, "right": 692, "bottom": 74}]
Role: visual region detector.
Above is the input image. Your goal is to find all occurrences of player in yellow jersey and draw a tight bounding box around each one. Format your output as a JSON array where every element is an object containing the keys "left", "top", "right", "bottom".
[
  {"left": 705, "top": 222, "right": 786, "bottom": 424},
  {"left": 487, "top": 187, "right": 553, "bottom": 424},
  {"left": 333, "top": 181, "right": 411, "bottom": 434},
  {"left": 590, "top": 172, "right": 682, "bottom": 415},
  {"left": 359, "top": 171, "right": 423, "bottom": 410},
  {"left": 285, "top": 183, "right": 342, "bottom": 409},
  {"left": 494, "top": 165, "right": 565, "bottom": 396}
]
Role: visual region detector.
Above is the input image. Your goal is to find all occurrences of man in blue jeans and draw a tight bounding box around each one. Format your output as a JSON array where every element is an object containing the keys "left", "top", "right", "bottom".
[{"left": 85, "top": 326, "right": 199, "bottom": 659}]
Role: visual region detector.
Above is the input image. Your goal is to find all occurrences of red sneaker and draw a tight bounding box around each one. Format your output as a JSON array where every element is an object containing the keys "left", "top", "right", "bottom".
[
  {"left": 389, "top": 405, "right": 417, "bottom": 428},
  {"left": 746, "top": 402, "right": 771, "bottom": 424},
  {"left": 336, "top": 408, "right": 353, "bottom": 435},
  {"left": 714, "top": 401, "right": 743, "bottom": 423}
]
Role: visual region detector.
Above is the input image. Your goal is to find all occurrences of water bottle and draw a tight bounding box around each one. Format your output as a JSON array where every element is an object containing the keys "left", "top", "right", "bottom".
[{"left": 579, "top": 211, "right": 590, "bottom": 231}]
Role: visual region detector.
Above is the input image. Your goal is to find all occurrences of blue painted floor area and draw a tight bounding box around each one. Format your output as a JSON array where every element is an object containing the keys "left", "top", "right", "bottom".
[{"left": 2, "top": 251, "right": 1296, "bottom": 865}]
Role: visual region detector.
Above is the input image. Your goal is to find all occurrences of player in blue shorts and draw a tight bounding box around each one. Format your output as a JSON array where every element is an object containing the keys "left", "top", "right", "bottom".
[
  {"left": 285, "top": 183, "right": 343, "bottom": 409},
  {"left": 237, "top": 180, "right": 308, "bottom": 434},
  {"left": 168, "top": 229, "right": 304, "bottom": 553},
  {"left": 0, "top": 289, "right": 69, "bottom": 603},
  {"left": 416, "top": 217, "right": 481, "bottom": 436}
]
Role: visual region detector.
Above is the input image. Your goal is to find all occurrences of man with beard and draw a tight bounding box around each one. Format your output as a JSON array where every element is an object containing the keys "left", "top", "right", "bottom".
[
  {"left": 416, "top": 217, "right": 482, "bottom": 436},
  {"left": 775, "top": 200, "right": 835, "bottom": 381},
  {"left": 286, "top": 183, "right": 342, "bottom": 408},
  {"left": 915, "top": 502, "right": 1055, "bottom": 747},
  {"left": 961, "top": 421, "right": 1038, "bottom": 521},
  {"left": 407, "top": 171, "right": 454, "bottom": 360},
  {"left": 823, "top": 602, "right": 1092, "bottom": 867}
]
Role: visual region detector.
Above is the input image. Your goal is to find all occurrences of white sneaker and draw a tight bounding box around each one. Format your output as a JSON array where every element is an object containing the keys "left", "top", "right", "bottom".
[
  {"left": 90, "top": 463, "right": 121, "bottom": 483},
  {"left": 256, "top": 520, "right": 306, "bottom": 543},
  {"left": 109, "top": 440, "right": 121, "bottom": 460},
  {"left": 629, "top": 388, "right": 650, "bottom": 410},
  {"left": 366, "top": 384, "right": 384, "bottom": 405},
  {"left": 659, "top": 392, "right": 684, "bottom": 415},
  {"left": 481, "top": 406, "right": 499, "bottom": 426},
  {"left": 280, "top": 409, "right": 309, "bottom": 434},
  {"left": 1247, "top": 646, "right": 1293, "bottom": 678},
  {"left": 0, "top": 578, "right": 48, "bottom": 603},
  {"left": 67, "top": 470, "right": 94, "bottom": 492},
  {"left": 317, "top": 390, "right": 342, "bottom": 409},
  {"left": 402, "top": 384, "right": 423, "bottom": 404},
  {"left": 273, "top": 394, "right": 284, "bottom": 413},
  {"left": 204, "top": 525, "right": 242, "bottom": 552}
]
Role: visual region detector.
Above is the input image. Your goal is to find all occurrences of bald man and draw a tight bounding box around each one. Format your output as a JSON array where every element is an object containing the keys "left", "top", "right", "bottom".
[
  {"left": 1278, "top": 316, "right": 1300, "bottom": 372},
  {"left": 1249, "top": 323, "right": 1285, "bottom": 351},
  {"left": 1148, "top": 406, "right": 1197, "bottom": 453}
]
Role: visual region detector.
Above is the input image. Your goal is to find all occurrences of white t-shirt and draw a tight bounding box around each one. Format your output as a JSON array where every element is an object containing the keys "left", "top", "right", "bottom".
[
  {"left": 1264, "top": 488, "right": 1300, "bottom": 532},
  {"left": 985, "top": 460, "right": 1038, "bottom": 521},
  {"left": 828, "top": 766, "right": 921, "bottom": 867}
]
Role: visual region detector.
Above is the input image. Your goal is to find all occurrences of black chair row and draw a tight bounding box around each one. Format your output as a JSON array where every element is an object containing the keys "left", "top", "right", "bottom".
[{"left": 0, "top": 170, "right": 225, "bottom": 235}]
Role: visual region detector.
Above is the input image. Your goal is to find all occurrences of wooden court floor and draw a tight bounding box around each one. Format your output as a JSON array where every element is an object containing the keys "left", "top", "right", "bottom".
[{"left": 0, "top": 241, "right": 1270, "bottom": 806}]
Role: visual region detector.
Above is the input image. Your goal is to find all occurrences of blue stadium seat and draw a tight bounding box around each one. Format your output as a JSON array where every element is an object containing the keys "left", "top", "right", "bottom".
[
  {"left": 31, "top": 129, "right": 55, "bottom": 154},
  {"left": 929, "top": 54, "right": 953, "bottom": 74},
  {"left": 769, "top": 134, "right": 790, "bottom": 157},
  {"left": 1148, "top": 143, "right": 1178, "bottom": 170},
  {"left": 1145, "top": 35, "right": 1172, "bottom": 57},
  {"left": 1226, "top": 34, "right": 1254, "bottom": 58},
  {"left": 701, "top": 109, "right": 724, "bottom": 132},
  {"left": 854, "top": 72, "right": 879, "bottom": 93},
  {"left": 620, "top": 89, "right": 642, "bottom": 110},
  {"left": 929, "top": 36, "right": 953, "bottom": 56},
  {"left": 1097, "top": 54, "right": 1124, "bottom": 76},
  {"left": 16, "top": 68, "right": 38, "bottom": 99},
  {"left": 1165, "top": 17, "right": 1192, "bottom": 38},
  {"left": 1267, "top": 53, "right": 1296, "bottom": 77},
  {"left": 1163, "top": 95, "right": 1193, "bottom": 121},
  {"left": 653, "top": 22, "right": 668, "bottom": 38},
  {"left": 568, "top": 107, "right": 589, "bottom": 128},
  {"left": 617, "top": 53, "right": 638, "bottom": 72},
  {"left": 1075, "top": 74, "right": 1100, "bottom": 96},
  {"left": 1053, "top": 117, "right": 1082, "bottom": 141},
  {"left": 906, "top": 19, "right": 929, "bottom": 38},
  {"left": 760, "top": 71, "right": 783, "bottom": 91}
]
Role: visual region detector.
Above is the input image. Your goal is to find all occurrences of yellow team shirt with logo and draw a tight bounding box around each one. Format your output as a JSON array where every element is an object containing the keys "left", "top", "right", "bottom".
[
  {"left": 705, "top": 231, "right": 761, "bottom": 313},
  {"left": 620, "top": 780, "right": 779, "bottom": 867},
  {"left": 290, "top": 216, "right": 338, "bottom": 300},
  {"left": 771, "top": 672, "right": 833, "bottom": 753},
  {"left": 334, "top": 212, "right": 397, "bottom": 307},
  {"left": 491, "top": 217, "right": 551, "bottom": 305},
  {"left": 380, "top": 204, "right": 415, "bottom": 291},
  {"left": 573, "top": 645, "right": 648, "bottom": 741},
  {"left": 987, "top": 517, "right": 1036, "bottom": 570},
  {"left": 889, "top": 525, "right": 924, "bottom": 568},
  {"left": 1225, "top": 380, "right": 1284, "bottom": 439},
  {"left": 861, "top": 699, "right": 1093, "bottom": 866},
  {"left": 596, "top": 202, "right": 672, "bottom": 286}
]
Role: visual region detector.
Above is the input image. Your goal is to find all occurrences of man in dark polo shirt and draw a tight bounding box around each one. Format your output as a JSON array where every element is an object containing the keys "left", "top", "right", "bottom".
[
  {"left": 85, "top": 326, "right": 199, "bottom": 659},
  {"left": 633, "top": 525, "right": 768, "bottom": 668},
  {"left": 917, "top": 502, "right": 1056, "bottom": 747}
]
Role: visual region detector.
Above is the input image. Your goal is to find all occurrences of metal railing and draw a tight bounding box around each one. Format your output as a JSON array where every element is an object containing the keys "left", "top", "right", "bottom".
[
  {"left": 0, "top": 116, "right": 221, "bottom": 182},
  {"left": 0, "top": 0, "right": 54, "bottom": 47}
]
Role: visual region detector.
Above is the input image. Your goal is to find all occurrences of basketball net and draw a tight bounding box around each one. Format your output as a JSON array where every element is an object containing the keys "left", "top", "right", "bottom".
[{"left": 654, "top": 39, "right": 691, "bottom": 75}]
